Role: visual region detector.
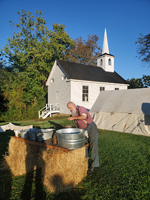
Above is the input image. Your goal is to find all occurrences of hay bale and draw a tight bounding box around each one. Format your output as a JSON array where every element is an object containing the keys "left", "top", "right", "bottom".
[
  {"left": 4, "top": 137, "right": 39, "bottom": 176},
  {"left": 39, "top": 146, "right": 88, "bottom": 194},
  {"left": 4, "top": 136, "right": 88, "bottom": 194}
]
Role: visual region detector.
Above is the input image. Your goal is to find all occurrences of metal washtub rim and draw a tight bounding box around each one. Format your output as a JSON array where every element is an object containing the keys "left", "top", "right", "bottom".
[
  {"left": 58, "top": 138, "right": 84, "bottom": 142},
  {"left": 56, "top": 128, "right": 84, "bottom": 134}
]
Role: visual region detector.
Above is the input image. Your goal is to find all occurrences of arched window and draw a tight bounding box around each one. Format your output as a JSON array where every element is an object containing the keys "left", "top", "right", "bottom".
[
  {"left": 101, "top": 59, "right": 103, "bottom": 66},
  {"left": 108, "top": 59, "right": 111, "bottom": 65}
]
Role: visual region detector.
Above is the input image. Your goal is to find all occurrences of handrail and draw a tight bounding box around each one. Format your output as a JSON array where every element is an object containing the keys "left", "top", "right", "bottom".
[
  {"left": 38, "top": 103, "right": 60, "bottom": 119},
  {"left": 39, "top": 105, "right": 46, "bottom": 112}
]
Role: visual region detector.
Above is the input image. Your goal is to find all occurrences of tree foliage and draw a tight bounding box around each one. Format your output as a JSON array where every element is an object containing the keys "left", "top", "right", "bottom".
[
  {"left": 142, "top": 75, "right": 150, "bottom": 87},
  {"left": 63, "top": 35, "right": 101, "bottom": 65},
  {"left": 0, "top": 10, "right": 74, "bottom": 120},
  {"left": 126, "top": 78, "right": 144, "bottom": 89},
  {"left": 136, "top": 33, "right": 150, "bottom": 66},
  {"left": 1, "top": 10, "right": 74, "bottom": 89},
  {"left": 127, "top": 75, "right": 150, "bottom": 89}
]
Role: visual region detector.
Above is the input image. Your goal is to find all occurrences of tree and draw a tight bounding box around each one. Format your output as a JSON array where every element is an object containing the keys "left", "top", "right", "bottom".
[
  {"left": 136, "top": 33, "right": 150, "bottom": 66},
  {"left": 63, "top": 35, "right": 101, "bottom": 65},
  {"left": 142, "top": 75, "right": 150, "bottom": 87},
  {"left": 126, "top": 75, "right": 150, "bottom": 89},
  {"left": 0, "top": 69, "right": 8, "bottom": 116},
  {"left": 1, "top": 10, "right": 74, "bottom": 92},
  {"left": 0, "top": 67, "right": 28, "bottom": 119},
  {"left": 0, "top": 10, "right": 74, "bottom": 120},
  {"left": 49, "top": 23, "right": 75, "bottom": 63},
  {"left": 126, "top": 78, "right": 144, "bottom": 89}
]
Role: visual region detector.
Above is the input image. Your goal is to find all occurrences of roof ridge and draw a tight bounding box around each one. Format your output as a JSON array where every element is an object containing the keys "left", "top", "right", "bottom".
[{"left": 57, "top": 59, "right": 98, "bottom": 68}]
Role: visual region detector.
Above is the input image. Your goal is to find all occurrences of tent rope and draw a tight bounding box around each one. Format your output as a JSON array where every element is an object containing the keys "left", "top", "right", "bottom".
[
  {"left": 101, "top": 112, "right": 114, "bottom": 135},
  {"left": 121, "top": 113, "right": 132, "bottom": 138}
]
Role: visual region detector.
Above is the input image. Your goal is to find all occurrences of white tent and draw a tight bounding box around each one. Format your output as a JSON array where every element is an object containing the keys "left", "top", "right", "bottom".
[{"left": 90, "top": 88, "right": 150, "bottom": 136}]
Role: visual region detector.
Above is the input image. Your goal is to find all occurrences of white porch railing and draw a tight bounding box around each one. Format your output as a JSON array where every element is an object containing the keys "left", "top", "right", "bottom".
[{"left": 38, "top": 103, "right": 60, "bottom": 119}]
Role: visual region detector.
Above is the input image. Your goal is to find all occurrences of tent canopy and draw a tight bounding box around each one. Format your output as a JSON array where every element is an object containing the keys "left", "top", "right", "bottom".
[
  {"left": 90, "top": 88, "right": 150, "bottom": 136},
  {"left": 90, "top": 88, "right": 150, "bottom": 115}
]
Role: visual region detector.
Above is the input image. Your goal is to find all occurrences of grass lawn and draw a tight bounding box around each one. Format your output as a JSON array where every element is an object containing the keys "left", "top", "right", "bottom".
[{"left": 0, "top": 118, "right": 150, "bottom": 199}]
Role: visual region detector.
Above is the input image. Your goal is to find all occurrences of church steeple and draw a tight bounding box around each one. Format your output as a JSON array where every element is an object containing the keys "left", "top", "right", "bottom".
[
  {"left": 102, "top": 29, "right": 109, "bottom": 54},
  {"left": 97, "top": 29, "right": 115, "bottom": 72}
]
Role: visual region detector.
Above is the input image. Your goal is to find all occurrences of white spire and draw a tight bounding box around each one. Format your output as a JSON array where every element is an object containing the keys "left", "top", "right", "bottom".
[{"left": 102, "top": 29, "right": 109, "bottom": 54}]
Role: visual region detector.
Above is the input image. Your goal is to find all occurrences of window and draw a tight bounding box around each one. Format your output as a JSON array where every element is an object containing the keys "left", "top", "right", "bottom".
[
  {"left": 100, "top": 87, "right": 105, "bottom": 92},
  {"left": 108, "top": 59, "right": 111, "bottom": 65},
  {"left": 115, "top": 88, "right": 119, "bottom": 90},
  {"left": 101, "top": 59, "right": 103, "bottom": 66},
  {"left": 51, "top": 78, "right": 54, "bottom": 83},
  {"left": 82, "top": 86, "right": 88, "bottom": 101},
  {"left": 62, "top": 75, "right": 66, "bottom": 80}
]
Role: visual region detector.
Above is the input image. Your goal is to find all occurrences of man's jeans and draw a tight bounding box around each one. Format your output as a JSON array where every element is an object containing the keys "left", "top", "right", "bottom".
[{"left": 84, "top": 121, "right": 99, "bottom": 167}]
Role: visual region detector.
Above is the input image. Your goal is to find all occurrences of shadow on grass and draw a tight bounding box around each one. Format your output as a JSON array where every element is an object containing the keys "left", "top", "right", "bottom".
[
  {"left": 0, "top": 130, "right": 14, "bottom": 200},
  {"left": 0, "top": 162, "right": 12, "bottom": 200},
  {"left": 21, "top": 168, "right": 46, "bottom": 200},
  {"left": 51, "top": 188, "right": 87, "bottom": 200}
]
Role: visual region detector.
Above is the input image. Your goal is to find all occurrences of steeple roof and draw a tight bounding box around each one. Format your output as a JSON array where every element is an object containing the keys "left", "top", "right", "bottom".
[{"left": 102, "top": 29, "right": 109, "bottom": 54}]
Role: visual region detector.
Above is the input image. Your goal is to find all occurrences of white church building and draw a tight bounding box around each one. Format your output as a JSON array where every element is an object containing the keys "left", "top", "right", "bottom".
[{"left": 39, "top": 29, "right": 129, "bottom": 118}]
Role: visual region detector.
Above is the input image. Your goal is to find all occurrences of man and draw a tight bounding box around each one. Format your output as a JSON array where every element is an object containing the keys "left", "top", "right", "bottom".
[{"left": 67, "top": 101, "right": 99, "bottom": 174}]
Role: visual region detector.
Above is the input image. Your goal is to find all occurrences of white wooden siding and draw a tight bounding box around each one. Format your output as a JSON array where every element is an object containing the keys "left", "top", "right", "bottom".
[
  {"left": 70, "top": 80, "right": 128, "bottom": 110},
  {"left": 48, "top": 63, "right": 71, "bottom": 114}
]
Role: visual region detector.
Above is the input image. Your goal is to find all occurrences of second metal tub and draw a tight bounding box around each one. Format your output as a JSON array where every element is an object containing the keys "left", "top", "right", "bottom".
[{"left": 55, "top": 128, "right": 85, "bottom": 150}]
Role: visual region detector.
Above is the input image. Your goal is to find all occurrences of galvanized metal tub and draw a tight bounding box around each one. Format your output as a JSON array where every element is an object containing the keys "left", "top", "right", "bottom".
[
  {"left": 20, "top": 129, "right": 30, "bottom": 139},
  {"left": 36, "top": 129, "right": 55, "bottom": 142},
  {"left": 28, "top": 129, "right": 38, "bottom": 141},
  {"left": 55, "top": 128, "right": 85, "bottom": 150}
]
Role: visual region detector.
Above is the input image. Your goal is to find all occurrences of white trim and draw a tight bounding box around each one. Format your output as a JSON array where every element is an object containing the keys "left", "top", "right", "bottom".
[
  {"left": 70, "top": 79, "right": 129, "bottom": 86},
  {"left": 46, "top": 60, "right": 57, "bottom": 86}
]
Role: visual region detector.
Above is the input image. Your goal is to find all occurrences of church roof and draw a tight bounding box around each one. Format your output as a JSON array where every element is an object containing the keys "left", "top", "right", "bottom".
[{"left": 57, "top": 60, "right": 128, "bottom": 84}]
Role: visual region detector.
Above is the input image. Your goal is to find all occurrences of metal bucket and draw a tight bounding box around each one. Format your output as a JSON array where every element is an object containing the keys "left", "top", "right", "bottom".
[
  {"left": 36, "top": 129, "right": 55, "bottom": 142},
  {"left": 28, "top": 129, "right": 37, "bottom": 141},
  {"left": 20, "top": 129, "right": 30, "bottom": 139},
  {"left": 55, "top": 128, "right": 85, "bottom": 150}
]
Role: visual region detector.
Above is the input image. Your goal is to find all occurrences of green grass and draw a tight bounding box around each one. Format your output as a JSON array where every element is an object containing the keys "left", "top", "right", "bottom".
[{"left": 1, "top": 118, "right": 150, "bottom": 199}]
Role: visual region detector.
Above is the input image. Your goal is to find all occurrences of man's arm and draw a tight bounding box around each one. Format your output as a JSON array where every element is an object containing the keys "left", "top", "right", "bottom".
[{"left": 68, "top": 115, "right": 86, "bottom": 121}]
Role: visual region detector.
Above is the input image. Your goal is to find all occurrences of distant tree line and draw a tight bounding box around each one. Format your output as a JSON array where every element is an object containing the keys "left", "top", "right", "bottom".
[
  {"left": 0, "top": 10, "right": 101, "bottom": 121},
  {"left": 126, "top": 75, "right": 150, "bottom": 89}
]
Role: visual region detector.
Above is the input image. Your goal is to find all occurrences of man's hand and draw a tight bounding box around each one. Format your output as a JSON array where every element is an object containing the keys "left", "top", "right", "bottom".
[
  {"left": 68, "top": 117, "right": 74, "bottom": 121},
  {"left": 68, "top": 115, "right": 87, "bottom": 121}
]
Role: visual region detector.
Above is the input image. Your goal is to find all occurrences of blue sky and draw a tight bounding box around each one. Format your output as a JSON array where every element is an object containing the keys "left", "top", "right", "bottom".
[{"left": 0, "top": 0, "right": 150, "bottom": 80}]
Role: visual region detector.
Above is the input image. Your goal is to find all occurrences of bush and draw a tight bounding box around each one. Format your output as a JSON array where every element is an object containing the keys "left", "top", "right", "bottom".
[{"left": 0, "top": 104, "right": 43, "bottom": 121}]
